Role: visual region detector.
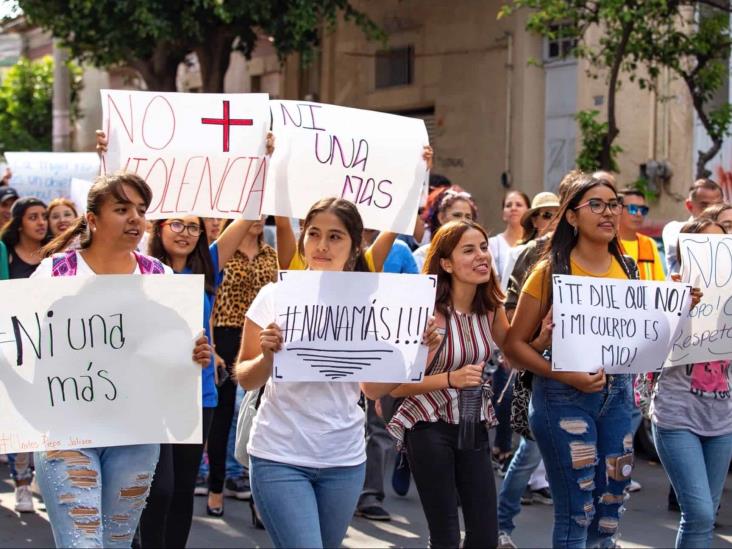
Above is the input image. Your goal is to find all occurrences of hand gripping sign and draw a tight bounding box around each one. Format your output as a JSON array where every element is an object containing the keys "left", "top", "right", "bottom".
[{"left": 101, "top": 90, "right": 270, "bottom": 220}]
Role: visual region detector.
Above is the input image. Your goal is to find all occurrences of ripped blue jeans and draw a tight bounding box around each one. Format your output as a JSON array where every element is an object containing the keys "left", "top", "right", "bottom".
[
  {"left": 35, "top": 445, "right": 159, "bottom": 548},
  {"left": 530, "top": 375, "right": 633, "bottom": 549}
]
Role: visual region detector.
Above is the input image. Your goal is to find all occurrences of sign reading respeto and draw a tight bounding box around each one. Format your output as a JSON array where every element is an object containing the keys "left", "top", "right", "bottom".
[{"left": 100, "top": 90, "right": 270, "bottom": 220}]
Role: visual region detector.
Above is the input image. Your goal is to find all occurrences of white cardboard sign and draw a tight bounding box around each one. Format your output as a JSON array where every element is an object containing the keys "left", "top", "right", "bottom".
[
  {"left": 273, "top": 271, "right": 437, "bottom": 382},
  {"left": 666, "top": 234, "right": 732, "bottom": 366},
  {"left": 101, "top": 90, "right": 270, "bottom": 220},
  {"left": 552, "top": 275, "right": 691, "bottom": 373},
  {"left": 0, "top": 274, "right": 204, "bottom": 453},
  {"left": 5, "top": 152, "right": 99, "bottom": 204},
  {"left": 69, "top": 178, "right": 93, "bottom": 213},
  {"left": 262, "top": 100, "right": 429, "bottom": 233}
]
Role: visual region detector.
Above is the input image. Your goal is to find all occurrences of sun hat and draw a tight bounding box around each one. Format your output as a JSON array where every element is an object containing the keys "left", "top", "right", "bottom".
[{"left": 520, "top": 191, "right": 560, "bottom": 233}]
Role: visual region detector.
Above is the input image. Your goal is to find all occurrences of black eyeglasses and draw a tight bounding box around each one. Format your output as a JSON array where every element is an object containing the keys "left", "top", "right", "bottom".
[
  {"left": 166, "top": 220, "right": 202, "bottom": 237},
  {"left": 533, "top": 211, "right": 555, "bottom": 220},
  {"left": 574, "top": 198, "right": 623, "bottom": 215},
  {"left": 625, "top": 204, "right": 649, "bottom": 217}
]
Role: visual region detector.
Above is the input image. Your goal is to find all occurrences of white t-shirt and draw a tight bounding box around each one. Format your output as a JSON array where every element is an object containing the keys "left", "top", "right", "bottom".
[
  {"left": 32, "top": 252, "right": 173, "bottom": 278},
  {"left": 489, "top": 233, "right": 511, "bottom": 287},
  {"left": 245, "top": 282, "right": 366, "bottom": 468},
  {"left": 661, "top": 219, "right": 690, "bottom": 275},
  {"left": 412, "top": 244, "right": 430, "bottom": 272}
]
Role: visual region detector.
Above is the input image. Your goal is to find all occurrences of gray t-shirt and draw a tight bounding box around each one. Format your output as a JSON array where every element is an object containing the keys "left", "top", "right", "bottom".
[{"left": 651, "top": 360, "right": 732, "bottom": 436}]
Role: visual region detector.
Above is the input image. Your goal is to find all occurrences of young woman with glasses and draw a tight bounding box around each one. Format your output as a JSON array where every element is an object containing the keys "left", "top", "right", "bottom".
[
  {"left": 505, "top": 176, "right": 641, "bottom": 548},
  {"left": 138, "top": 214, "right": 255, "bottom": 548}
]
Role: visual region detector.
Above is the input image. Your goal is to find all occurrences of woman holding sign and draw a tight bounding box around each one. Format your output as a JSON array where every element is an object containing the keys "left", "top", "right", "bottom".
[
  {"left": 237, "top": 197, "right": 441, "bottom": 549},
  {"left": 504, "top": 176, "right": 638, "bottom": 549},
  {"left": 140, "top": 213, "right": 256, "bottom": 547},
  {"left": 31, "top": 173, "right": 211, "bottom": 549},
  {"left": 387, "top": 219, "right": 517, "bottom": 549},
  {"left": 651, "top": 218, "right": 731, "bottom": 549}
]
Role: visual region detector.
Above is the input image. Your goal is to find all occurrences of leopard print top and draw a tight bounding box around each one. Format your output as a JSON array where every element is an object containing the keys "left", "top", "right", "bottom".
[{"left": 213, "top": 244, "right": 278, "bottom": 328}]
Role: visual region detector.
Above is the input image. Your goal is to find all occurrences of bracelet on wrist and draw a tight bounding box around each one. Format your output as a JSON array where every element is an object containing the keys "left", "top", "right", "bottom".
[{"left": 447, "top": 370, "right": 453, "bottom": 388}]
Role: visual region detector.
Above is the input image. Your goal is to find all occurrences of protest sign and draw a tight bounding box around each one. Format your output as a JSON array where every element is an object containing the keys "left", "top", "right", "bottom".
[
  {"left": 5, "top": 152, "right": 99, "bottom": 204},
  {"left": 262, "top": 100, "right": 429, "bottom": 234},
  {"left": 273, "top": 271, "right": 437, "bottom": 382},
  {"left": 551, "top": 275, "right": 691, "bottom": 374},
  {"left": 0, "top": 274, "right": 204, "bottom": 453},
  {"left": 101, "top": 90, "right": 269, "bottom": 220},
  {"left": 69, "top": 178, "right": 93, "bottom": 213},
  {"left": 666, "top": 234, "right": 732, "bottom": 366}
]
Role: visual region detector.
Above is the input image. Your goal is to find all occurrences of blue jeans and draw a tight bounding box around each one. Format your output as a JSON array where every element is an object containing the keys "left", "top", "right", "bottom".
[
  {"left": 35, "top": 445, "right": 160, "bottom": 548},
  {"left": 652, "top": 425, "right": 732, "bottom": 548},
  {"left": 492, "top": 364, "right": 513, "bottom": 453},
  {"left": 8, "top": 452, "right": 33, "bottom": 483},
  {"left": 498, "top": 435, "right": 543, "bottom": 534},
  {"left": 250, "top": 455, "right": 365, "bottom": 548},
  {"left": 530, "top": 375, "right": 633, "bottom": 549}
]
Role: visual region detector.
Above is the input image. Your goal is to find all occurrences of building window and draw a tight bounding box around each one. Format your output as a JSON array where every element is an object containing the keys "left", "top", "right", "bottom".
[
  {"left": 375, "top": 46, "right": 414, "bottom": 89},
  {"left": 545, "top": 24, "right": 577, "bottom": 61}
]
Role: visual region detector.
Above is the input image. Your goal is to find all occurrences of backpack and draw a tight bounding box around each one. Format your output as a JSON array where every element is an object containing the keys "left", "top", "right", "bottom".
[{"left": 51, "top": 250, "right": 166, "bottom": 276}]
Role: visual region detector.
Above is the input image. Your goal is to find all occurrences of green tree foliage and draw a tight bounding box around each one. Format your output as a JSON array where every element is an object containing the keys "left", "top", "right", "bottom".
[
  {"left": 15, "top": 0, "right": 384, "bottom": 93},
  {"left": 499, "top": 1, "right": 732, "bottom": 178},
  {"left": 0, "top": 56, "right": 82, "bottom": 153}
]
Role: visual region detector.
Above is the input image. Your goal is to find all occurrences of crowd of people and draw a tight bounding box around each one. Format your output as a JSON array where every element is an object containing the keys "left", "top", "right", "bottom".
[{"left": 0, "top": 131, "right": 731, "bottom": 549}]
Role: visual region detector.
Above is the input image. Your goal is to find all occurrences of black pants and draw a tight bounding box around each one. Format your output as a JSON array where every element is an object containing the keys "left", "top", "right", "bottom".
[
  {"left": 406, "top": 421, "right": 498, "bottom": 549},
  {"left": 139, "top": 408, "right": 214, "bottom": 548},
  {"left": 208, "top": 326, "right": 242, "bottom": 494}
]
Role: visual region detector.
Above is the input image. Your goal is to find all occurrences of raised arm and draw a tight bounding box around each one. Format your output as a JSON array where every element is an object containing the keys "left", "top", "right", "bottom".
[
  {"left": 275, "top": 216, "right": 297, "bottom": 269},
  {"left": 215, "top": 219, "right": 254, "bottom": 271}
]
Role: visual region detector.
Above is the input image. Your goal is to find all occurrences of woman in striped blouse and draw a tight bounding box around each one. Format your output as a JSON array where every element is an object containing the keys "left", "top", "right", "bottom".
[{"left": 388, "top": 219, "right": 509, "bottom": 548}]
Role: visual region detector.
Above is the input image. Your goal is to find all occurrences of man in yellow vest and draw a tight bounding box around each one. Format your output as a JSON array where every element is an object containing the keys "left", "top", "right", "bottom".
[{"left": 618, "top": 188, "right": 665, "bottom": 281}]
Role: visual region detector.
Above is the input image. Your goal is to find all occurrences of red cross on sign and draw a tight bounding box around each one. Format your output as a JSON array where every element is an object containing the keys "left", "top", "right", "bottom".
[{"left": 201, "top": 100, "right": 253, "bottom": 152}]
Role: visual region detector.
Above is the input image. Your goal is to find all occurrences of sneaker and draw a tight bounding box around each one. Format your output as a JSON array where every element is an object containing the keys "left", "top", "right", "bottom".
[
  {"left": 530, "top": 487, "right": 553, "bottom": 505},
  {"left": 497, "top": 531, "right": 518, "bottom": 549},
  {"left": 194, "top": 475, "right": 208, "bottom": 496},
  {"left": 520, "top": 488, "right": 533, "bottom": 505},
  {"left": 14, "top": 485, "right": 35, "bottom": 513},
  {"left": 626, "top": 479, "right": 642, "bottom": 493},
  {"left": 391, "top": 454, "right": 411, "bottom": 496},
  {"left": 223, "top": 475, "right": 251, "bottom": 500},
  {"left": 355, "top": 504, "right": 392, "bottom": 521},
  {"left": 498, "top": 459, "right": 512, "bottom": 478}
]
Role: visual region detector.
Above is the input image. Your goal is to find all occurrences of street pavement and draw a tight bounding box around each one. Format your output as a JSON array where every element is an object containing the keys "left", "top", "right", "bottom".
[{"left": 1, "top": 456, "right": 731, "bottom": 548}]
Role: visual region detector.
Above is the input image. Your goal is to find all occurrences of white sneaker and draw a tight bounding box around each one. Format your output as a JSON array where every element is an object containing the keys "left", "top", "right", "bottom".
[
  {"left": 498, "top": 531, "right": 518, "bottom": 549},
  {"left": 14, "top": 485, "right": 35, "bottom": 513},
  {"left": 627, "top": 479, "right": 642, "bottom": 492}
]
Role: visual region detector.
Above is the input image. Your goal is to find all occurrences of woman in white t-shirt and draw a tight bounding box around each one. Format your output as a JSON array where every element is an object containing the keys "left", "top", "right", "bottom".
[
  {"left": 237, "top": 197, "right": 440, "bottom": 548},
  {"left": 488, "top": 190, "right": 530, "bottom": 285}
]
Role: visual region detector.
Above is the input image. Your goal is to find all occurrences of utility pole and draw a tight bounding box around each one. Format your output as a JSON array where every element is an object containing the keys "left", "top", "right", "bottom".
[{"left": 52, "top": 39, "right": 71, "bottom": 152}]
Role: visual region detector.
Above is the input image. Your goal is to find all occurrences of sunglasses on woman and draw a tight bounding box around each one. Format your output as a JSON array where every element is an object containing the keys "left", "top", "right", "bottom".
[
  {"left": 165, "top": 220, "right": 202, "bottom": 237},
  {"left": 533, "top": 211, "right": 555, "bottom": 220},
  {"left": 625, "top": 204, "right": 649, "bottom": 217}
]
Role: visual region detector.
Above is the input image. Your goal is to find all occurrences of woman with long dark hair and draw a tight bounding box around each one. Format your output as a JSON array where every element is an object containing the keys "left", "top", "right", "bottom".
[
  {"left": 138, "top": 213, "right": 255, "bottom": 547},
  {"left": 504, "top": 176, "right": 638, "bottom": 548},
  {"left": 388, "top": 219, "right": 509, "bottom": 548},
  {"left": 237, "top": 197, "right": 441, "bottom": 548},
  {"left": 30, "top": 173, "right": 211, "bottom": 547},
  {"left": 1, "top": 197, "right": 49, "bottom": 513}
]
